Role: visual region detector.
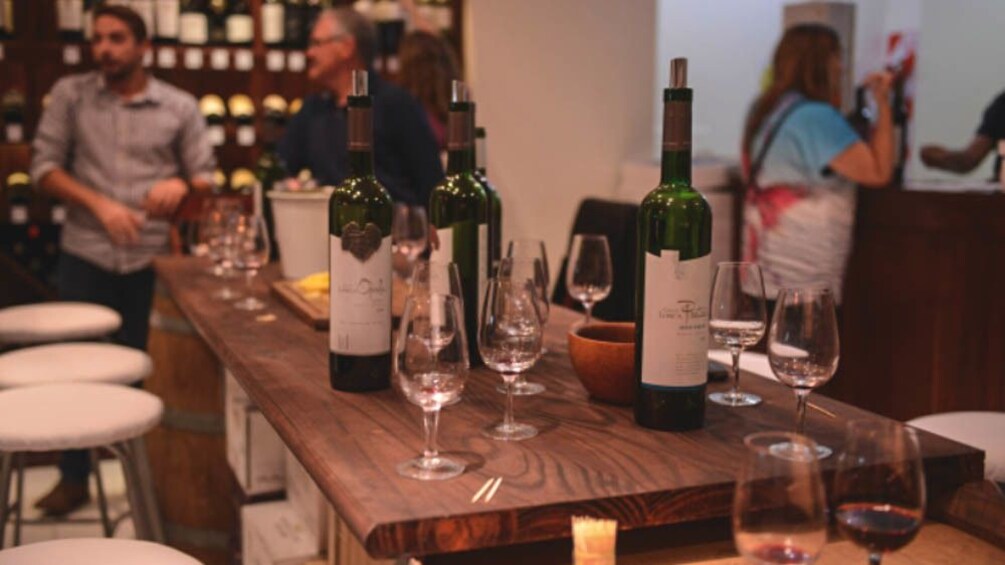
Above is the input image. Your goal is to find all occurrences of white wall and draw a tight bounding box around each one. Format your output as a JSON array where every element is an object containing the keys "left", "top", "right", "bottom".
[{"left": 464, "top": 0, "right": 657, "bottom": 279}]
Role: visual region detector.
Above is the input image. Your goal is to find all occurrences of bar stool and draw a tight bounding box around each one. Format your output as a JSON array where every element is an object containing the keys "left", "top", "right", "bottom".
[
  {"left": 0, "top": 383, "right": 164, "bottom": 548},
  {"left": 0, "top": 343, "right": 153, "bottom": 389},
  {"left": 908, "top": 411, "right": 1005, "bottom": 484},
  {"left": 0, "top": 538, "right": 200, "bottom": 564},
  {"left": 0, "top": 303, "right": 121, "bottom": 346}
]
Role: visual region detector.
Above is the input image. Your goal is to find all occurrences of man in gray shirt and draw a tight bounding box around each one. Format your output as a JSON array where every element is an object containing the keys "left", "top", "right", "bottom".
[{"left": 29, "top": 4, "right": 214, "bottom": 515}]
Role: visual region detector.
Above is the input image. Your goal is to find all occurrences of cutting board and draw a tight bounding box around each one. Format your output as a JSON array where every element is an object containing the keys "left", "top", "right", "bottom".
[{"left": 271, "top": 277, "right": 409, "bottom": 331}]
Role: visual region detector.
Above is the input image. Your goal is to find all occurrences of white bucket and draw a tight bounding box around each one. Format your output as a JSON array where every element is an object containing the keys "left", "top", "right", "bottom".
[{"left": 267, "top": 188, "right": 333, "bottom": 280}]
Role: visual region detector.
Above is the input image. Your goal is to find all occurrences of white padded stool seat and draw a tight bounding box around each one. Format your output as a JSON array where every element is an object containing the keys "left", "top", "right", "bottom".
[
  {"left": 0, "top": 302, "right": 121, "bottom": 344},
  {"left": 709, "top": 350, "right": 776, "bottom": 381},
  {"left": 0, "top": 383, "right": 163, "bottom": 452},
  {"left": 0, "top": 538, "right": 201, "bottom": 565},
  {"left": 908, "top": 411, "right": 1005, "bottom": 483},
  {"left": 0, "top": 343, "right": 152, "bottom": 389}
]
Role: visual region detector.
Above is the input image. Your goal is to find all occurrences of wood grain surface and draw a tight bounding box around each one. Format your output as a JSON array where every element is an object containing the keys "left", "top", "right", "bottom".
[
  {"left": 271, "top": 280, "right": 329, "bottom": 330},
  {"left": 154, "top": 257, "right": 985, "bottom": 559}
]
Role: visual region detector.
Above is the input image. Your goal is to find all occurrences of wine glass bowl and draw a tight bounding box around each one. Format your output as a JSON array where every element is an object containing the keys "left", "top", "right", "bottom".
[
  {"left": 230, "top": 214, "right": 271, "bottom": 311},
  {"left": 565, "top": 234, "right": 613, "bottom": 326},
  {"left": 392, "top": 204, "right": 429, "bottom": 277},
  {"left": 494, "top": 256, "right": 549, "bottom": 396},
  {"left": 708, "top": 262, "right": 767, "bottom": 408}
]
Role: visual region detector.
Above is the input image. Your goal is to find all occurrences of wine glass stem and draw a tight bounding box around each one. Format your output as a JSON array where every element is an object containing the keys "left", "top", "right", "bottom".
[
  {"left": 422, "top": 407, "right": 441, "bottom": 461},
  {"left": 869, "top": 553, "right": 882, "bottom": 565},
  {"left": 794, "top": 390, "right": 810, "bottom": 436},
  {"left": 583, "top": 302, "right": 594, "bottom": 325},
  {"left": 730, "top": 347, "right": 742, "bottom": 396},
  {"left": 503, "top": 373, "right": 517, "bottom": 429}
]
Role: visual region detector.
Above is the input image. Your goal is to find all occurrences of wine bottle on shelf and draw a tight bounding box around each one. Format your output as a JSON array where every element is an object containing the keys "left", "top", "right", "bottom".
[
  {"left": 285, "top": 0, "right": 307, "bottom": 50},
  {"left": 4, "top": 172, "right": 33, "bottom": 266},
  {"left": 228, "top": 94, "right": 255, "bottom": 146},
  {"left": 131, "top": 0, "right": 156, "bottom": 37},
  {"left": 199, "top": 94, "right": 227, "bottom": 146},
  {"left": 212, "top": 168, "right": 228, "bottom": 193},
  {"left": 372, "top": 0, "right": 404, "bottom": 73},
  {"left": 2, "top": 89, "right": 26, "bottom": 144},
  {"left": 226, "top": 0, "right": 253, "bottom": 46},
  {"left": 230, "top": 168, "right": 256, "bottom": 197},
  {"left": 179, "top": 0, "right": 209, "bottom": 45},
  {"left": 82, "top": 0, "right": 97, "bottom": 41},
  {"left": 634, "top": 58, "right": 712, "bottom": 432},
  {"left": 429, "top": 80, "right": 488, "bottom": 365},
  {"left": 433, "top": 0, "right": 452, "bottom": 33},
  {"left": 154, "top": 0, "right": 180, "bottom": 43},
  {"left": 328, "top": 70, "right": 394, "bottom": 392},
  {"left": 260, "top": 0, "right": 285, "bottom": 47},
  {"left": 207, "top": 0, "right": 228, "bottom": 45},
  {"left": 473, "top": 124, "right": 502, "bottom": 273},
  {"left": 57, "top": 0, "right": 85, "bottom": 42}
]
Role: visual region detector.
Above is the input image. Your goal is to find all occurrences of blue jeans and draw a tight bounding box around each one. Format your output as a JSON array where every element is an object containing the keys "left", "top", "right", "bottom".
[{"left": 56, "top": 253, "right": 155, "bottom": 482}]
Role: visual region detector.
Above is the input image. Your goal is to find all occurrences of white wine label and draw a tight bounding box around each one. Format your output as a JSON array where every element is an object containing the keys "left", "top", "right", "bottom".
[
  {"left": 10, "top": 206, "right": 28, "bottom": 225},
  {"left": 234, "top": 49, "right": 254, "bottom": 71},
  {"left": 236, "top": 125, "right": 255, "bottom": 147},
  {"left": 208, "top": 125, "right": 225, "bottom": 146},
  {"left": 226, "top": 15, "right": 254, "bottom": 44},
  {"left": 157, "top": 48, "right": 177, "bottom": 68},
  {"left": 142, "top": 50, "right": 153, "bottom": 68},
  {"left": 330, "top": 230, "right": 392, "bottom": 355},
  {"left": 51, "top": 206, "right": 67, "bottom": 225},
  {"left": 63, "top": 45, "right": 81, "bottom": 66},
  {"left": 266, "top": 50, "right": 285, "bottom": 72},
  {"left": 155, "top": 0, "right": 180, "bottom": 38},
  {"left": 184, "top": 48, "right": 204, "bottom": 70},
  {"left": 179, "top": 14, "right": 208, "bottom": 45},
  {"left": 260, "top": 4, "right": 285, "bottom": 44},
  {"left": 287, "top": 52, "right": 306, "bottom": 72},
  {"left": 429, "top": 226, "right": 453, "bottom": 264},
  {"left": 477, "top": 222, "right": 488, "bottom": 330},
  {"left": 62, "top": 1, "right": 83, "bottom": 30},
  {"left": 640, "top": 251, "right": 711, "bottom": 389},
  {"left": 210, "top": 49, "right": 229, "bottom": 70},
  {"left": 5, "top": 124, "right": 23, "bottom": 143}
]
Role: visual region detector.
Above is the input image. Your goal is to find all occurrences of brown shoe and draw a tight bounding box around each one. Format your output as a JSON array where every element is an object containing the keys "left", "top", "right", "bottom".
[{"left": 33, "top": 479, "right": 91, "bottom": 516}]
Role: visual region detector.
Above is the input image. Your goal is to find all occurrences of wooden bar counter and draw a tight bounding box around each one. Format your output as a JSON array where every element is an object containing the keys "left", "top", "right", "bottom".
[{"left": 154, "top": 257, "right": 988, "bottom": 563}]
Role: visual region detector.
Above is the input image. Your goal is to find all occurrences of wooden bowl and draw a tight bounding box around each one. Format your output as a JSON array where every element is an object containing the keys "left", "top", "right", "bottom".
[{"left": 567, "top": 322, "right": 636, "bottom": 406}]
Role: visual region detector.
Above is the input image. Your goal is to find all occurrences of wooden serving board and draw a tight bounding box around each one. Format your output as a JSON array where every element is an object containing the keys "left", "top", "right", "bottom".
[{"left": 271, "top": 280, "right": 328, "bottom": 330}]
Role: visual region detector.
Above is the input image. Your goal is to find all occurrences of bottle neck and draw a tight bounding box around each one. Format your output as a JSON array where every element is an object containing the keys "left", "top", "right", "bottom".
[
  {"left": 347, "top": 99, "right": 375, "bottom": 177},
  {"left": 446, "top": 106, "right": 474, "bottom": 175},
  {"left": 660, "top": 148, "right": 691, "bottom": 186},
  {"left": 348, "top": 149, "right": 374, "bottom": 177},
  {"left": 660, "top": 89, "right": 692, "bottom": 187}
]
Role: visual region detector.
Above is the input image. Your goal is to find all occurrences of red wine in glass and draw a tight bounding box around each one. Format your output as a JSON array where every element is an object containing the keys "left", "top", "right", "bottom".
[{"left": 836, "top": 502, "right": 922, "bottom": 553}]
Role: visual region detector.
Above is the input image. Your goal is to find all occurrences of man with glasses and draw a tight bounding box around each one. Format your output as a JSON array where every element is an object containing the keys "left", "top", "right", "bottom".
[{"left": 279, "top": 7, "right": 443, "bottom": 206}]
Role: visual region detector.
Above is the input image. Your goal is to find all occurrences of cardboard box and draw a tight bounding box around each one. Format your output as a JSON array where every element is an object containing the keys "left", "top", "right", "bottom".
[
  {"left": 285, "top": 448, "right": 329, "bottom": 553},
  {"left": 242, "top": 501, "right": 320, "bottom": 565},
  {"left": 226, "top": 369, "right": 286, "bottom": 496}
]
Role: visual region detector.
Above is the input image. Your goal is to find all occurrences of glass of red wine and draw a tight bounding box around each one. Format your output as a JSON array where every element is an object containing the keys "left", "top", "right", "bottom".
[
  {"left": 733, "top": 432, "right": 827, "bottom": 565},
  {"left": 834, "top": 420, "right": 926, "bottom": 565}
]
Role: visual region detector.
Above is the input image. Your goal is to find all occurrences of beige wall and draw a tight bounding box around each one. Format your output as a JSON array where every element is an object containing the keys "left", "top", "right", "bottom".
[{"left": 463, "top": 0, "right": 657, "bottom": 284}]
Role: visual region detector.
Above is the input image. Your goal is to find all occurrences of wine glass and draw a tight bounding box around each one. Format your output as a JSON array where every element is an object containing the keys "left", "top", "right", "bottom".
[
  {"left": 834, "top": 420, "right": 926, "bottom": 565},
  {"left": 205, "top": 208, "right": 241, "bottom": 300},
  {"left": 733, "top": 432, "right": 828, "bottom": 565},
  {"left": 768, "top": 287, "right": 840, "bottom": 459},
  {"left": 394, "top": 293, "right": 469, "bottom": 480},
  {"left": 494, "top": 257, "right": 548, "bottom": 396},
  {"left": 507, "top": 238, "right": 551, "bottom": 354},
  {"left": 565, "top": 234, "right": 612, "bottom": 325},
  {"left": 708, "top": 262, "right": 767, "bottom": 407},
  {"left": 392, "top": 204, "right": 428, "bottom": 277},
  {"left": 479, "top": 277, "right": 543, "bottom": 441},
  {"left": 409, "top": 260, "right": 464, "bottom": 406},
  {"left": 230, "top": 214, "right": 271, "bottom": 311}
]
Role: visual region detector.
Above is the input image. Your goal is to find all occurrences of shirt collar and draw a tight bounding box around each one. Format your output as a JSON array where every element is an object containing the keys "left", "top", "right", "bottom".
[{"left": 98, "top": 73, "right": 161, "bottom": 106}]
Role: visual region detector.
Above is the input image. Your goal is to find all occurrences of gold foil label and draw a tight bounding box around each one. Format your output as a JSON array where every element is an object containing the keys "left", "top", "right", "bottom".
[
  {"left": 662, "top": 100, "right": 691, "bottom": 151},
  {"left": 348, "top": 106, "right": 372, "bottom": 151},
  {"left": 447, "top": 110, "right": 473, "bottom": 151}
]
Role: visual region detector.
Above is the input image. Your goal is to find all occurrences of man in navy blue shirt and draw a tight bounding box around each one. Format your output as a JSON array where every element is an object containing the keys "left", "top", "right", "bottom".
[
  {"left": 279, "top": 7, "right": 443, "bottom": 206},
  {"left": 921, "top": 89, "right": 1005, "bottom": 181}
]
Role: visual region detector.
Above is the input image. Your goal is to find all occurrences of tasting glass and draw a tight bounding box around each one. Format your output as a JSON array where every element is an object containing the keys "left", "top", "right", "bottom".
[
  {"left": 394, "top": 294, "right": 469, "bottom": 480},
  {"left": 494, "top": 257, "right": 549, "bottom": 396},
  {"left": 733, "top": 432, "right": 827, "bottom": 565},
  {"left": 708, "top": 262, "right": 768, "bottom": 407},
  {"left": 834, "top": 420, "right": 925, "bottom": 565},
  {"left": 507, "top": 238, "right": 552, "bottom": 355},
  {"left": 479, "top": 277, "right": 543, "bottom": 441},
  {"left": 391, "top": 204, "right": 428, "bottom": 277},
  {"left": 768, "top": 287, "right": 840, "bottom": 459},
  {"left": 205, "top": 205, "right": 241, "bottom": 300},
  {"left": 565, "top": 234, "right": 612, "bottom": 326},
  {"left": 229, "top": 214, "right": 271, "bottom": 311},
  {"left": 408, "top": 260, "right": 465, "bottom": 406}
]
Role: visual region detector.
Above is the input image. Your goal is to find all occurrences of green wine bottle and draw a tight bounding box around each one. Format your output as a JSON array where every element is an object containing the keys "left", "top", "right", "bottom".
[
  {"left": 473, "top": 124, "right": 502, "bottom": 274},
  {"left": 634, "top": 58, "right": 712, "bottom": 431},
  {"left": 329, "top": 70, "right": 394, "bottom": 392},
  {"left": 429, "top": 80, "right": 488, "bottom": 365}
]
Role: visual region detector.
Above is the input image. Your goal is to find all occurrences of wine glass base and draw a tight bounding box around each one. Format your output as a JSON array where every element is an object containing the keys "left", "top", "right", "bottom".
[
  {"left": 770, "top": 441, "right": 833, "bottom": 460},
  {"left": 496, "top": 381, "right": 546, "bottom": 396},
  {"left": 234, "top": 297, "right": 265, "bottom": 311},
  {"left": 213, "top": 288, "right": 240, "bottom": 300},
  {"left": 482, "top": 421, "right": 538, "bottom": 441},
  {"left": 396, "top": 455, "right": 465, "bottom": 481},
  {"left": 708, "top": 391, "right": 762, "bottom": 407}
]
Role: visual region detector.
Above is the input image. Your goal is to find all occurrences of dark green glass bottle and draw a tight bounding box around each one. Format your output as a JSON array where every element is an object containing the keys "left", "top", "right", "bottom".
[
  {"left": 634, "top": 58, "right": 712, "bottom": 431},
  {"left": 473, "top": 123, "right": 502, "bottom": 274},
  {"left": 429, "top": 80, "right": 488, "bottom": 365},
  {"left": 328, "top": 71, "right": 394, "bottom": 392}
]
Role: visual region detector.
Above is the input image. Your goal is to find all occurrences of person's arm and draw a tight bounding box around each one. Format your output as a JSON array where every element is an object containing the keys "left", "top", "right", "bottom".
[
  {"left": 920, "top": 136, "right": 994, "bottom": 173},
  {"left": 829, "top": 72, "right": 895, "bottom": 188},
  {"left": 146, "top": 98, "right": 218, "bottom": 218},
  {"left": 31, "top": 78, "right": 143, "bottom": 244}
]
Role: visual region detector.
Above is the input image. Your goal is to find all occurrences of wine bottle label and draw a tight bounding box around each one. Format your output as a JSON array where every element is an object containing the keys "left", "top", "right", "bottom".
[
  {"left": 51, "top": 206, "right": 67, "bottom": 225},
  {"left": 226, "top": 14, "right": 253, "bottom": 44},
  {"left": 156, "top": 0, "right": 180, "bottom": 38},
  {"left": 5, "top": 123, "right": 23, "bottom": 143},
  {"left": 640, "top": 251, "right": 710, "bottom": 389},
  {"left": 179, "top": 14, "right": 208, "bottom": 44},
  {"left": 236, "top": 125, "right": 255, "bottom": 146},
  {"left": 429, "top": 223, "right": 487, "bottom": 329},
  {"left": 60, "top": 0, "right": 83, "bottom": 31},
  {"left": 261, "top": 4, "right": 285, "bottom": 44},
  {"left": 330, "top": 228, "right": 392, "bottom": 356},
  {"left": 663, "top": 100, "right": 691, "bottom": 151},
  {"left": 10, "top": 205, "right": 27, "bottom": 225}
]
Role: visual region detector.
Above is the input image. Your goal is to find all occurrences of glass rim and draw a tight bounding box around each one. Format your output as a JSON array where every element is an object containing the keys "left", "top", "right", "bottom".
[
  {"left": 571, "top": 233, "right": 608, "bottom": 240},
  {"left": 776, "top": 284, "right": 834, "bottom": 295}
]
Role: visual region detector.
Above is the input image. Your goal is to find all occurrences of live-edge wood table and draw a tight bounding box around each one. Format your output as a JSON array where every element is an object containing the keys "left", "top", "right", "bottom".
[{"left": 154, "top": 257, "right": 988, "bottom": 563}]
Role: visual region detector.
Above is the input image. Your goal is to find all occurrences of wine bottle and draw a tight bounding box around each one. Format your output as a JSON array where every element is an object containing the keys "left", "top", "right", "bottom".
[
  {"left": 473, "top": 124, "right": 502, "bottom": 273},
  {"left": 207, "top": 0, "right": 227, "bottom": 45},
  {"left": 429, "top": 80, "right": 488, "bottom": 365},
  {"left": 58, "top": 0, "right": 85, "bottom": 42},
  {"left": 284, "top": 0, "right": 306, "bottom": 50},
  {"left": 260, "top": 0, "right": 285, "bottom": 46},
  {"left": 199, "top": 94, "right": 227, "bottom": 146},
  {"left": 4, "top": 172, "right": 32, "bottom": 267},
  {"left": 634, "top": 58, "right": 712, "bottom": 432},
  {"left": 179, "top": 0, "right": 209, "bottom": 45},
  {"left": 225, "top": 0, "right": 253, "bottom": 45},
  {"left": 2, "top": 89, "right": 25, "bottom": 144},
  {"left": 255, "top": 139, "right": 287, "bottom": 260},
  {"left": 230, "top": 167, "right": 256, "bottom": 196},
  {"left": 154, "top": 0, "right": 180, "bottom": 43},
  {"left": 131, "top": 0, "right": 156, "bottom": 37},
  {"left": 83, "top": 0, "right": 96, "bottom": 41},
  {"left": 372, "top": 0, "right": 404, "bottom": 73},
  {"left": 328, "top": 70, "right": 394, "bottom": 392},
  {"left": 846, "top": 84, "right": 871, "bottom": 141},
  {"left": 228, "top": 94, "right": 255, "bottom": 146}
]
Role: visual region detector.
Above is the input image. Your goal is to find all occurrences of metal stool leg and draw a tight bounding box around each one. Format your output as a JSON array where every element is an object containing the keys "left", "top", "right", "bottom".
[
  {"left": 13, "top": 453, "right": 24, "bottom": 547},
  {"left": 90, "top": 449, "right": 113, "bottom": 538},
  {"left": 0, "top": 452, "right": 13, "bottom": 549},
  {"left": 108, "top": 442, "right": 150, "bottom": 541},
  {"left": 128, "top": 438, "right": 164, "bottom": 543}
]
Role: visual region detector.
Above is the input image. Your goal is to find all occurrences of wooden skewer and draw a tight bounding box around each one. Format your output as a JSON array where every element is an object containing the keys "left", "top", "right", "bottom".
[
  {"left": 471, "top": 477, "right": 495, "bottom": 503},
  {"left": 484, "top": 477, "right": 503, "bottom": 503},
  {"left": 808, "top": 401, "right": 837, "bottom": 418}
]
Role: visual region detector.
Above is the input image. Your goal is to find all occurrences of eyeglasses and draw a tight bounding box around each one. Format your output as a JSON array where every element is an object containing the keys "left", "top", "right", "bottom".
[{"left": 308, "top": 34, "right": 348, "bottom": 49}]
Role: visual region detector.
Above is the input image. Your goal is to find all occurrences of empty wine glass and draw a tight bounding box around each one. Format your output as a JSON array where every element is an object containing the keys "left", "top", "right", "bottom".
[
  {"left": 230, "top": 214, "right": 271, "bottom": 311},
  {"left": 394, "top": 294, "right": 469, "bottom": 480},
  {"left": 768, "top": 287, "right": 840, "bottom": 459},
  {"left": 566, "top": 234, "right": 612, "bottom": 326},
  {"left": 479, "top": 277, "right": 543, "bottom": 441},
  {"left": 494, "top": 257, "right": 549, "bottom": 396},
  {"left": 708, "top": 262, "right": 767, "bottom": 407},
  {"left": 392, "top": 204, "right": 428, "bottom": 277},
  {"left": 834, "top": 420, "right": 925, "bottom": 565},
  {"left": 733, "top": 432, "right": 828, "bottom": 565},
  {"left": 205, "top": 208, "right": 241, "bottom": 301},
  {"left": 409, "top": 260, "right": 464, "bottom": 406},
  {"left": 507, "top": 238, "right": 551, "bottom": 354}
]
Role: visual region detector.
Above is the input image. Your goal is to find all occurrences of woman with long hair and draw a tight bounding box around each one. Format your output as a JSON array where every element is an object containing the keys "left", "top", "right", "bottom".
[
  {"left": 396, "top": 30, "right": 461, "bottom": 150},
  {"left": 742, "top": 24, "right": 893, "bottom": 305}
]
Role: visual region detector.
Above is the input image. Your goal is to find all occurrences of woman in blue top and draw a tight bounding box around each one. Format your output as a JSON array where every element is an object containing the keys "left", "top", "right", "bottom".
[{"left": 742, "top": 24, "right": 895, "bottom": 304}]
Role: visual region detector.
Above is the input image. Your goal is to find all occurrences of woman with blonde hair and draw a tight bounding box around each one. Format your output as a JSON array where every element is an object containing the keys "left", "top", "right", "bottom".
[
  {"left": 742, "top": 24, "right": 894, "bottom": 305},
  {"left": 396, "top": 30, "right": 460, "bottom": 150}
]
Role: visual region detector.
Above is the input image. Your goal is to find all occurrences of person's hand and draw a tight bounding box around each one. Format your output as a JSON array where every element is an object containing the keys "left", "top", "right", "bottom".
[
  {"left": 144, "top": 178, "right": 189, "bottom": 219},
  {"left": 920, "top": 145, "right": 950, "bottom": 167},
  {"left": 864, "top": 71, "right": 894, "bottom": 105},
  {"left": 93, "top": 197, "right": 144, "bottom": 245}
]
